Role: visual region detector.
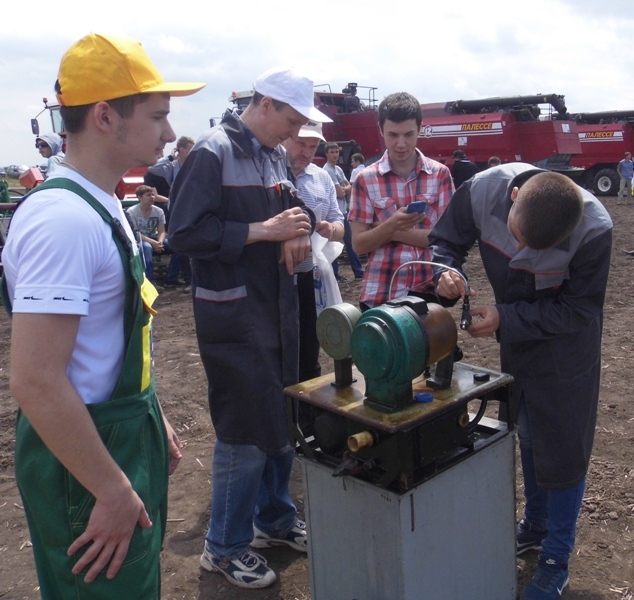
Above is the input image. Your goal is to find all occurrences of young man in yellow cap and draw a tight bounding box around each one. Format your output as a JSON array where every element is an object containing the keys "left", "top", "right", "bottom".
[
  {"left": 2, "top": 33, "right": 203, "bottom": 599},
  {"left": 169, "top": 66, "right": 330, "bottom": 589}
]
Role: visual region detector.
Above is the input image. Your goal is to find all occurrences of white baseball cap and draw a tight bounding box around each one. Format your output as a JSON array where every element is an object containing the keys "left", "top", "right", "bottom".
[
  {"left": 297, "top": 121, "right": 326, "bottom": 142},
  {"left": 254, "top": 66, "right": 332, "bottom": 123}
]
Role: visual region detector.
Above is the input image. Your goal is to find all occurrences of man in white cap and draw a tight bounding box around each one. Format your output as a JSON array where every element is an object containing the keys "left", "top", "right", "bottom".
[
  {"left": 3, "top": 33, "right": 204, "bottom": 598},
  {"left": 283, "top": 121, "right": 345, "bottom": 383},
  {"left": 169, "top": 67, "right": 331, "bottom": 589}
]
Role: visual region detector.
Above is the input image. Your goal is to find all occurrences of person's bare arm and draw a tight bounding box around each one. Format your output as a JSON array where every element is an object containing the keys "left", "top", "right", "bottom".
[
  {"left": 157, "top": 402, "right": 182, "bottom": 476},
  {"left": 391, "top": 228, "right": 431, "bottom": 248},
  {"left": 139, "top": 233, "right": 162, "bottom": 252},
  {"left": 350, "top": 208, "right": 425, "bottom": 255},
  {"left": 156, "top": 221, "right": 166, "bottom": 246},
  {"left": 315, "top": 220, "right": 344, "bottom": 241},
  {"left": 10, "top": 313, "right": 150, "bottom": 583}
]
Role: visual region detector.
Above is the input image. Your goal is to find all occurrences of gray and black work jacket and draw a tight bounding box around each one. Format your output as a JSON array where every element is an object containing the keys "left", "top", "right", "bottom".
[
  {"left": 169, "top": 110, "right": 315, "bottom": 453},
  {"left": 429, "top": 162, "right": 613, "bottom": 489}
]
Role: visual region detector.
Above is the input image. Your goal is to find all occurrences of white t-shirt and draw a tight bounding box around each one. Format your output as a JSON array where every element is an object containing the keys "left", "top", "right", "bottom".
[{"left": 3, "top": 167, "right": 137, "bottom": 404}]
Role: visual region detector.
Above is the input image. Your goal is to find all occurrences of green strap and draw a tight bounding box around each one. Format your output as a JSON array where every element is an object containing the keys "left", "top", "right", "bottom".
[{"left": 0, "top": 178, "right": 135, "bottom": 345}]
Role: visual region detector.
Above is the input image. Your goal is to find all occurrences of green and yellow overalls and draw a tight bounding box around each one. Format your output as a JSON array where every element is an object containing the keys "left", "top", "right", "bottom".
[{"left": 2, "top": 179, "right": 169, "bottom": 600}]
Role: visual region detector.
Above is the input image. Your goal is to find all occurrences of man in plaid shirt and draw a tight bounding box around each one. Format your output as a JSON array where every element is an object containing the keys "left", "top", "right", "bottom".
[{"left": 348, "top": 92, "right": 454, "bottom": 310}]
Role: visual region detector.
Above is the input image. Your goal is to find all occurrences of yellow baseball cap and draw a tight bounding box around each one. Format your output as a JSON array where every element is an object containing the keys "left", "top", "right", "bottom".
[{"left": 56, "top": 33, "right": 205, "bottom": 106}]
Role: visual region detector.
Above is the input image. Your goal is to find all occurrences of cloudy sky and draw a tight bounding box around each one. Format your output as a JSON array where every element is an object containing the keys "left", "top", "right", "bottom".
[{"left": 1, "top": 0, "right": 632, "bottom": 168}]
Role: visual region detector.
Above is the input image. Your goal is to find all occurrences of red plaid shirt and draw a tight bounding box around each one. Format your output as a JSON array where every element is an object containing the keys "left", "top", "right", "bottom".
[{"left": 348, "top": 149, "right": 454, "bottom": 307}]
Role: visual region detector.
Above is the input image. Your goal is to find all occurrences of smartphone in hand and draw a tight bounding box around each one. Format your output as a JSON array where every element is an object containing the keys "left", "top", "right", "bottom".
[{"left": 406, "top": 201, "right": 427, "bottom": 214}]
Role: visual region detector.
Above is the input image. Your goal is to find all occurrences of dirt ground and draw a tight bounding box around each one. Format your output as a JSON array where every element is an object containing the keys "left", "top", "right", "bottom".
[{"left": 1, "top": 194, "right": 633, "bottom": 600}]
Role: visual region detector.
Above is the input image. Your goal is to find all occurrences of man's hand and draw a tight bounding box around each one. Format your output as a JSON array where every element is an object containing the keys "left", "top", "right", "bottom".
[
  {"left": 315, "top": 220, "right": 335, "bottom": 240},
  {"left": 387, "top": 207, "right": 425, "bottom": 234},
  {"left": 149, "top": 239, "right": 163, "bottom": 253},
  {"left": 68, "top": 486, "right": 151, "bottom": 583},
  {"left": 437, "top": 270, "right": 468, "bottom": 299},
  {"left": 163, "top": 417, "right": 182, "bottom": 476},
  {"left": 280, "top": 235, "right": 311, "bottom": 274},
  {"left": 466, "top": 305, "right": 500, "bottom": 338},
  {"left": 261, "top": 207, "right": 311, "bottom": 241}
]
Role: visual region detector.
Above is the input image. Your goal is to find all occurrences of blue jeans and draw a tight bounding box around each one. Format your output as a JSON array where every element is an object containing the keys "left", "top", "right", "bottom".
[
  {"left": 140, "top": 239, "right": 180, "bottom": 284},
  {"left": 206, "top": 440, "right": 298, "bottom": 560},
  {"left": 517, "top": 400, "right": 585, "bottom": 565},
  {"left": 332, "top": 216, "right": 364, "bottom": 278}
]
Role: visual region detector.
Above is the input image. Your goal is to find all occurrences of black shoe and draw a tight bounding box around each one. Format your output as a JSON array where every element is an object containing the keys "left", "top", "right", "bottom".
[
  {"left": 624, "top": 249, "right": 634, "bottom": 256},
  {"left": 516, "top": 518, "right": 547, "bottom": 555},
  {"left": 164, "top": 280, "right": 186, "bottom": 287},
  {"left": 336, "top": 276, "right": 349, "bottom": 284}
]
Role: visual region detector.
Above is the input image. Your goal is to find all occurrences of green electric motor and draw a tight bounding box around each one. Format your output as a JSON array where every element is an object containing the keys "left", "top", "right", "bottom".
[{"left": 350, "top": 296, "right": 457, "bottom": 412}]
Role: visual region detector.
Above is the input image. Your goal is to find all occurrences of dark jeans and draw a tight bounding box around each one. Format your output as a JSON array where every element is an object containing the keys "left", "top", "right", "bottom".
[{"left": 517, "top": 399, "right": 585, "bottom": 564}]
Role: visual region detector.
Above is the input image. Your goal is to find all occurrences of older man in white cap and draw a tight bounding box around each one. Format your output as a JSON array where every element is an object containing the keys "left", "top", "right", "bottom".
[
  {"left": 283, "top": 121, "right": 344, "bottom": 383},
  {"left": 169, "top": 67, "right": 331, "bottom": 589}
]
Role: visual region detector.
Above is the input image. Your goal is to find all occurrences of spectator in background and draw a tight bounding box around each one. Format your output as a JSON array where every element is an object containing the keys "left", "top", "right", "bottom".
[
  {"left": 283, "top": 121, "right": 344, "bottom": 382},
  {"left": 350, "top": 153, "right": 365, "bottom": 183},
  {"left": 144, "top": 135, "right": 195, "bottom": 286},
  {"left": 322, "top": 142, "right": 364, "bottom": 282},
  {"left": 127, "top": 185, "right": 181, "bottom": 289},
  {"left": 617, "top": 151, "right": 633, "bottom": 205},
  {"left": 451, "top": 149, "right": 479, "bottom": 188},
  {"left": 488, "top": 155, "right": 501, "bottom": 168},
  {"left": 35, "top": 133, "right": 65, "bottom": 178},
  {"left": 349, "top": 91, "right": 454, "bottom": 311},
  {"left": 147, "top": 135, "right": 195, "bottom": 208},
  {"left": 343, "top": 83, "right": 363, "bottom": 113}
]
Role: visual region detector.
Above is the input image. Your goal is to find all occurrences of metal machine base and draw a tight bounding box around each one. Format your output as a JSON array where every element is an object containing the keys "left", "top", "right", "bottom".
[{"left": 302, "top": 419, "right": 516, "bottom": 600}]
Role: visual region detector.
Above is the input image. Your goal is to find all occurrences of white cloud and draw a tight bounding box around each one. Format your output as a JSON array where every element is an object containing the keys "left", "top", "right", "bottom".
[{"left": 2, "top": 0, "right": 633, "bottom": 167}]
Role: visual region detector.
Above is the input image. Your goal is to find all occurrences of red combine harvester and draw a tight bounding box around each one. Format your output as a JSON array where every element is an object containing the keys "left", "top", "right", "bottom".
[
  {"left": 418, "top": 94, "right": 582, "bottom": 174},
  {"left": 30, "top": 98, "right": 144, "bottom": 202},
  {"left": 569, "top": 110, "right": 634, "bottom": 195}
]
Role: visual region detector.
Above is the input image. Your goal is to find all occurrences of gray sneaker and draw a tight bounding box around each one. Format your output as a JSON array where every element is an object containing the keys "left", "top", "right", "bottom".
[{"left": 200, "top": 545, "right": 276, "bottom": 589}]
